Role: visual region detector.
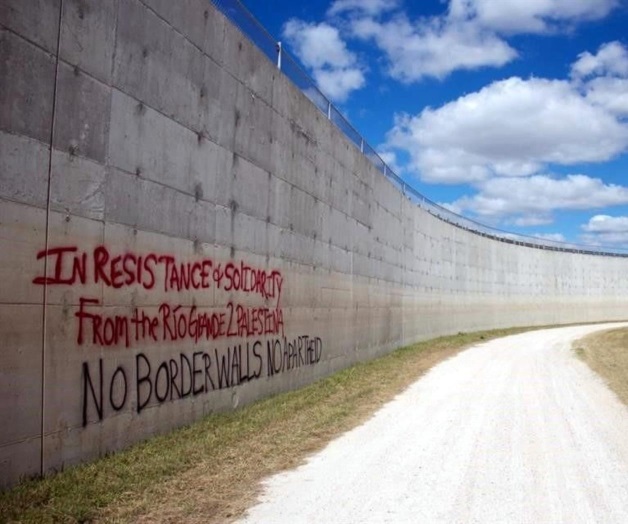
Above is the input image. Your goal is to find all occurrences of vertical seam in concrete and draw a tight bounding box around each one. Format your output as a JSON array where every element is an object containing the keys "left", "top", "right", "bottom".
[
  {"left": 109, "top": 0, "right": 120, "bottom": 128},
  {"left": 39, "top": 0, "right": 64, "bottom": 478}
]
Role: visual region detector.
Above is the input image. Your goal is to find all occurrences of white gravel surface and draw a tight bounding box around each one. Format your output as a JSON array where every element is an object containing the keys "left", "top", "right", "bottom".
[{"left": 241, "top": 323, "right": 628, "bottom": 524}]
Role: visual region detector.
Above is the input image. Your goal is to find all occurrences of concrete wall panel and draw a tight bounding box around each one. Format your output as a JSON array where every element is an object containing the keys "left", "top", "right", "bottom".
[
  {"left": 59, "top": 0, "right": 118, "bottom": 84},
  {"left": 0, "top": 132, "right": 50, "bottom": 208},
  {"left": 53, "top": 63, "right": 111, "bottom": 163},
  {"left": 50, "top": 151, "right": 106, "bottom": 221},
  {"left": 0, "top": 29, "right": 56, "bottom": 144},
  {"left": 0, "top": 0, "right": 60, "bottom": 54}
]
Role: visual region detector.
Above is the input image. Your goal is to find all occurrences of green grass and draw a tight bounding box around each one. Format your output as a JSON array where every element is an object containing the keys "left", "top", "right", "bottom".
[{"left": 1, "top": 326, "right": 556, "bottom": 523}]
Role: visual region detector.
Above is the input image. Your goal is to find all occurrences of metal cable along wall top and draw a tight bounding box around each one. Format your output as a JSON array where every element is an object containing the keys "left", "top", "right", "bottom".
[{"left": 211, "top": 0, "right": 628, "bottom": 257}]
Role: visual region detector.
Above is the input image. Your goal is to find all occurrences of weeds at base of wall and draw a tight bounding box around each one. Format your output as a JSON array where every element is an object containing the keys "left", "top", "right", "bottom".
[{"left": 0, "top": 324, "right": 602, "bottom": 523}]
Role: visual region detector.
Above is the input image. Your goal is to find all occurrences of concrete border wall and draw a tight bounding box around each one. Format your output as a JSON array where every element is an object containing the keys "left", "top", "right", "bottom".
[{"left": 2, "top": 0, "right": 627, "bottom": 488}]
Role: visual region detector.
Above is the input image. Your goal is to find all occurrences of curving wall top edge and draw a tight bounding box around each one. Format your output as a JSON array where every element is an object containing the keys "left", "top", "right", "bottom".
[{"left": 211, "top": 0, "right": 628, "bottom": 258}]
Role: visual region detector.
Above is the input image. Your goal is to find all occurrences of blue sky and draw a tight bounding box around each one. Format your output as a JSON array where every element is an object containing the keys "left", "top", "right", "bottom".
[{"left": 242, "top": 0, "right": 628, "bottom": 247}]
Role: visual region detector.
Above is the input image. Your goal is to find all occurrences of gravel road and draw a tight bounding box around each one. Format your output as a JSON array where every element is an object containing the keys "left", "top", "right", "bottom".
[{"left": 241, "top": 323, "right": 628, "bottom": 524}]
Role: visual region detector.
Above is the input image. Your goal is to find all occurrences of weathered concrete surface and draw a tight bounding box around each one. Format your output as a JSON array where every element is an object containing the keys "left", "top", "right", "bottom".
[{"left": 1, "top": 0, "right": 628, "bottom": 488}]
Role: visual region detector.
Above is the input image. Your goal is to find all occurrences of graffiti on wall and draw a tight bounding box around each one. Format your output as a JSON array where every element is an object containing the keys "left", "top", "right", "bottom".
[
  {"left": 34, "top": 246, "right": 285, "bottom": 346},
  {"left": 33, "top": 246, "right": 323, "bottom": 425}
]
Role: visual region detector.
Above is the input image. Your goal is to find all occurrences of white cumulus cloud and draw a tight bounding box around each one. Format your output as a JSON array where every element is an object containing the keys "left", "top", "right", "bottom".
[
  {"left": 570, "top": 42, "right": 628, "bottom": 118},
  {"left": 282, "top": 20, "right": 365, "bottom": 102},
  {"left": 386, "top": 76, "right": 628, "bottom": 184},
  {"left": 450, "top": 0, "right": 617, "bottom": 34},
  {"left": 351, "top": 15, "right": 516, "bottom": 82},
  {"left": 382, "top": 40, "right": 628, "bottom": 228},
  {"left": 583, "top": 214, "right": 628, "bottom": 232},
  {"left": 584, "top": 77, "right": 628, "bottom": 117},
  {"left": 571, "top": 41, "right": 628, "bottom": 79},
  {"left": 348, "top": 0, "right": 617, "bottom": 82},
  {"left": 581, "top": 215, "right": 628, "bottom": 246},
  {"left": 447, "top": 175, "right": 628, "bottom": 224}
]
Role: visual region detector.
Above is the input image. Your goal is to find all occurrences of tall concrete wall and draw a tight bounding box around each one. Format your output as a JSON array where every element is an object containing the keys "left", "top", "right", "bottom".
[{"left": 1, "top": 0, "right": 627, "bottom": 488}]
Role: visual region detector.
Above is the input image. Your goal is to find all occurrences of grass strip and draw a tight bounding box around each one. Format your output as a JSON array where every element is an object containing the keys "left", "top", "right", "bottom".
[
  {"left": 575, "top": 327, "right": 628, "bottom": 406},
  {"left": 2, "top": 326, "right": 551, "bottom": 523}
]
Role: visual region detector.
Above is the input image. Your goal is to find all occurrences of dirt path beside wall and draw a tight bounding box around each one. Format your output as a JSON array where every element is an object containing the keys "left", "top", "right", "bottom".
[{"left": 241, "top": 324, "right": 628, "bottom": 524}]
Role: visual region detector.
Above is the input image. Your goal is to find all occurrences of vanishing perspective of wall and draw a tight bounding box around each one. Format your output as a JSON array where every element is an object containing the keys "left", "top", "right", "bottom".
[{"left": 2, "top": 0, "right": 628, "bottom": 488}]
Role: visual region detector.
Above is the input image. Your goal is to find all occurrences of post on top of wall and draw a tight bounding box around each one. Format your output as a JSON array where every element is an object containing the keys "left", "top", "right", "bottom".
[
  {"left": 327, "top": 101, "right": 332, "bottom": 120},
  {"left": 276, "top": 41, "right": 282, "bottom": 70}
]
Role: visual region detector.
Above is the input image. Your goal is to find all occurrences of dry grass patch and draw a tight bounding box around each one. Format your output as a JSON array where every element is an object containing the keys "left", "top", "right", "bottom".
[
  {"left": 2, "top": 326, "right": 544, "bottom": 523},
  {"left": 575, "top": 327, "right": 628, "bottom": 406}
]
